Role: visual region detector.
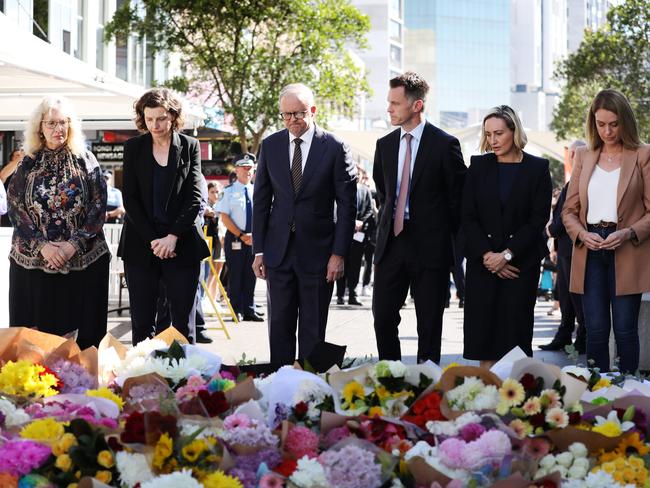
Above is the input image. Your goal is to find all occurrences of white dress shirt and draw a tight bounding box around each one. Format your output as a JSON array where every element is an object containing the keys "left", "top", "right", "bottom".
[
  {"left": 395, "top": 120, "right": 425, "bottom": 219},
  {"left": 587, "top": 164, "right": 620, "bottom": 224},
  {"left": 289, "top": 123, "right": 315, "bottom": 171}
]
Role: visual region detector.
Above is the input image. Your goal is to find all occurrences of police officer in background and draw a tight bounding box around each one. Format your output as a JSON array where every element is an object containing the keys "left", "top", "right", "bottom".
[
  {"left": 217, "top": 155, "right": 263, "bottom": 322},
  {"left": 104, "top": 170, "right": 125, "bottom": 224}
]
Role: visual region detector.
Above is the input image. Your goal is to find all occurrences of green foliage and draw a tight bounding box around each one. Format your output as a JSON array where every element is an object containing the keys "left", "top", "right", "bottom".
[
  {"left": 236, "top": 352, "right": 257, "bottom": 366},
  {"left": 544, "top": 153, "right": 565, "bottom": 190},
  {"left": 552, "top": 0, "right": 650, "bottom": 142},
  {"left": 105, "top": 0, "right": 370, "bottom": 153}
]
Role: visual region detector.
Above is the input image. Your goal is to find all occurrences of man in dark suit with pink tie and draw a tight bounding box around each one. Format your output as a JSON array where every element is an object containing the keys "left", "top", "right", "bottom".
[
  {"left": 372, "top": 72, "right": 467, "bottom": 364},
  {"left": 252, "top": 83, "right": 357, "bottom": 365}
]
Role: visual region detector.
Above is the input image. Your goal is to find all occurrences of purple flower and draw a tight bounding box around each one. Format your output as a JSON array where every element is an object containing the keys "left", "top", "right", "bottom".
[
  {"left": 439, "top": 438, "right": 465, "bottom": 469},
  {"left": 47, "top": 359, "right": 96, "bottom": 393},
  {"left": 272, "top": 403, "right": 290, "bottom": 428},
  {"left": 321, "top": 425, "right": 351, "bottom": 448},
  {"left": 227, "top": 468, "right": 256, "bottom": 488},
  {"left": 320, "top": 445, "right": 382, "bottom": 488},
  {"left": 223, "top": 418, "right": 279, "bottom": 448},
  {"left": 235, "top": 448, "right": 282, "bottom": 472},
  {"left": 459, "top": 422, "right": 486, "bottom": 442},
  {"left": 0, "top": 440, "right": 51, "bottom": 475}
]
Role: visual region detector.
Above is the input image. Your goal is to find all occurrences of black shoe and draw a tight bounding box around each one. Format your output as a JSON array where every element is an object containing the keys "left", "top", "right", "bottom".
[
  {"left": 458, "top": 299, "right": 464, "bottom": 309},
  {"left": 242, "top": 313, "right": 264, "bottom": 322},
  {"left": 254, "top": 305, "right": 265, "bottom": 316},
  {"left": 574, "top": 339, "right": 586, "bottom": 354},
  {"left": 336, "top": 297, "right": 345, "bottom": 305},
  {"left": 539, "top": 340, "right": 572, "bottom": 351},
  {"left": 348, "top": 297, "right": 363, "bottom": 306},
  {"left": 195, "top": 332, "right": 213, "bottom": 344}
]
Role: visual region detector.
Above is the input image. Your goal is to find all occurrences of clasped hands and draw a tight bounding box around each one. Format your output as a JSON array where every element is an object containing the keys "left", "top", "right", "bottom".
[
  {"left": 151, "top": 234, "right": 178, "bottom": 259},
  {"left": 483, "top": 251, "right": 519, "bottom": 280},
  {"left": 40, "top": 241, "right": 76, "bottom": 270},
  {"left": 579, "top": 228, "right": 631, "bottom": 251}
]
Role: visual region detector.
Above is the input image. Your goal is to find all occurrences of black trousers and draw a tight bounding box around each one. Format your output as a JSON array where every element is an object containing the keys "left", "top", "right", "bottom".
[
  {"left": 372, "top": 228, "right": 448, "bottom": 363},
  {"left": 336, "top": 239, "right": 365, "bottom": 299},
  {"left": 266, "top": 236, "right": 333, "bottom": 365},
  {"left": 9, "top": 253, "right": 110, "bottom": 349},
  {"left": 224, "top": 232, "right": 256, "bottom": 316},
  {"left": 555, "top": 254, "right": 586, "bottom": 343},
  {"left": 362, "top": 242, "right": 375, "bottom": 286},
  {"left": 124, "top": 258, "right": 200, "bottom": 344}
]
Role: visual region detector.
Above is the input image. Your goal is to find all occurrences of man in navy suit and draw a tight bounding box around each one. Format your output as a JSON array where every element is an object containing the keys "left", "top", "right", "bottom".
[
  {"left": 372, "top": 72, "right": 467, "bottom": 363},
  {"left": 252, "top": 83, "right": 357, "bottom": 364}
]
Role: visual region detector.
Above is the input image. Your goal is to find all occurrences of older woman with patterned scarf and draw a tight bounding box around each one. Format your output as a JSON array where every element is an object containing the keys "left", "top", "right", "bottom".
[{"left": 7, "top": 96, "right": 109, "bottom": 348}]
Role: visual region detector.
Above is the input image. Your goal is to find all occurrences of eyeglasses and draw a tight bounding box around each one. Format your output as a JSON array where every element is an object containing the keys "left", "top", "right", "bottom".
[
  {"left": 278, "top": 111, "right": 309, "bottom": 121},
  {"left": 42, "top": 119, "right": 70, "bottom": 130}
]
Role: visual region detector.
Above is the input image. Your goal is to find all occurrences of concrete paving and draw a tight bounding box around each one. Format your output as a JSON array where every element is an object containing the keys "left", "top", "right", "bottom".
[{"left": 107, "top": 280, "right": 580, "bottom": 368}]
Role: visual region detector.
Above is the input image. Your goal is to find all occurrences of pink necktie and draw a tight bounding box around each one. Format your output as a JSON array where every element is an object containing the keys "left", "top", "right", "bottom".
[{"left": 394, "top": 133, "right": 413, "bottom": 236}]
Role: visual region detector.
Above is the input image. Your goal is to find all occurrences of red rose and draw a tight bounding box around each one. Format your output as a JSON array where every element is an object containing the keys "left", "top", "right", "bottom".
[
  {"left": 520, "top": 373, "right": 537, "bottom": 392},
  {"left": 273, "top": 458, "right": 298, "bottom": 477},
  {"left": 529, "top": 412, "right": 545, "bottom": 428},
  {"left": 293, "top": 401, "right": 309, "bottom": 418}
]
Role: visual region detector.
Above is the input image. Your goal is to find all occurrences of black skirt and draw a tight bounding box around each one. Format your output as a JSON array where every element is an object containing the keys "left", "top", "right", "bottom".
[
  {"left": 9, "top": 253, "right": 110, "bottom": 349},
  {"left": 463, "top": 259, "right": 540, "bottom": 360}
]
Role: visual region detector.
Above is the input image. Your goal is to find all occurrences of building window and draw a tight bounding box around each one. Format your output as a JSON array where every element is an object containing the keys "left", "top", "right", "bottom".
[
  {"left": 389, "top": 20, "right": 401, "bottom": 42},
  {"left": 390, "top": 0, "right": 402, "bottom": 20},
  {"left": 33, "top": 0, "right": 49, "bottom": 42},
  {"left": 145, "top": 43, "right": 155, "bottom": 86},
  {"left": 63, "top": 30, "right": 71, "bottom": 54},
  {"left": 96, "top": 0, "right": 107, "bottom": 69},
  {"left": 390, "top": 44, "right": 402, "bottom": 68},
  {"left": 116, "top": 34, "right": 128, "bottom": 81},
  {"left": 74, "top": 0, "right": 84, "bottom": 60}
]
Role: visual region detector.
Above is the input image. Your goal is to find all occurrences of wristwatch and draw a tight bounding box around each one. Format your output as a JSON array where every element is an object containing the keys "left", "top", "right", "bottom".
[{"left": 503, "top": 250, "right": 513, "bottom": 262}]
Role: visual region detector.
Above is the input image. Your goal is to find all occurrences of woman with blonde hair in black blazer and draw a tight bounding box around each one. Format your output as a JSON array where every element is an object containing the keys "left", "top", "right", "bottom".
[{"left": 461, "top": 105, "right": 552, "bottom": 369}]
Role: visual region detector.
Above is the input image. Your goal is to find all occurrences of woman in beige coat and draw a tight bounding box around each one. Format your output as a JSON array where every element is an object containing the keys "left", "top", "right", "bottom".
[{"left": 562, "top": 89, "right": 650, "bottom": 373}]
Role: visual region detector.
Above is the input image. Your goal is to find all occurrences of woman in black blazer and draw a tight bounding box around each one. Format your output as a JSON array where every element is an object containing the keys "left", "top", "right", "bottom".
[
  {"left": 461, "top": 105, "right": 552, "bottom": 368},
  {"left": 117, "top": 88, "right": 210, "bottom": 344}
]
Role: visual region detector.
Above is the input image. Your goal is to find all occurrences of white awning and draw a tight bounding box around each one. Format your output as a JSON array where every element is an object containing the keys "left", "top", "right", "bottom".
[{"left": 0, "top": 13, "right": 204, "bottom": 131}]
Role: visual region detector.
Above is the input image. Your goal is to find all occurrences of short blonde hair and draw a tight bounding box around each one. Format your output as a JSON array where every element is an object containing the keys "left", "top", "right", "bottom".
[
  {"left": 23, "top": 96, "right": 86, "bottom": 157},
  {"left": 479, "top": 105, "right": 528, "bottom": 154},
  {"left": 585, "top": 89, "right": 641, "bottom": 151}
]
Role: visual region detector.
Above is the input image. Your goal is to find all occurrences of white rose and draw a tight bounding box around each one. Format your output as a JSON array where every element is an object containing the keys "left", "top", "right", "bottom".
[
  {"left": 567, "top": 465, "right": 588, "bottom": 479},
  {"left": 534, "top": 468, "right": 549, "bottom": 479},
  {"left": 568, "top": 442, "right": 588, "bottom": 459},
  {"left": 539, "top": 454, "right": 556, "bottom": 469},
  {"left": 555, "top": 465, "right": 568, "bottom": 478},
  {"left": 571, "top": 458, "right": 590, "bottom": 471},
  {"left": 556, "top": 451, "right": 574, "bottom": 468}
]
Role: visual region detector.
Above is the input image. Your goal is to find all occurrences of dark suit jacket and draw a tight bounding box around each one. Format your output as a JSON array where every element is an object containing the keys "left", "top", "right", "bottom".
[
  {"left": 547, "top": 182, "right": 572, "bottom": 258},
  {"left": 461, "top": 152, "right": 552, "bottom": 271},
  {"left": 356, "top": 184, "right": 375, "bottom": 235},
  {"left": 117, "top": 131, "right": 210, "bottom": 266},
  {"left": 373, "top": 122, "right": 466, "bottom": 268},
  {"left": 252, "top": 125, "right": 357, "bottom": 272}
]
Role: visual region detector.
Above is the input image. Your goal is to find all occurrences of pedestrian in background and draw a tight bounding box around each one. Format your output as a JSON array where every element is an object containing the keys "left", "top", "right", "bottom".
[
  {"left": 118, "top": 88, "right": 209, "bottom": 345},
  {"left": 461, "top": 105, "right": 552, "bottom": 369},
  {"left": 104, "top": 170, "right": 125, "bottom": 223},
  {"left": 562, "top": 89, "right": 650, "bottom": 373},
  {"left": 7, "top": 96, "right": 110, "bottom": 348},
  {"left": 540, "top": 140, "right": 586, "bottom": 353},
  {"left": 217, "top": 155, "right": 262, "bottom": 322},
  {"left": 372, "top": 72, "right": 467, "bottom": 364},
  {"left": 253, "top": 83, "right": 357, "bottom": 365},
  {"left": 0, "top": 148, "right": 25, "bottom": 227}
]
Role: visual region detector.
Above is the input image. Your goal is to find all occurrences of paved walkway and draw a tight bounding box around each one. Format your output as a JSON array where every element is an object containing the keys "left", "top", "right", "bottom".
[{"left": 107, "top": 281, "right": 578, "bottom": 368}]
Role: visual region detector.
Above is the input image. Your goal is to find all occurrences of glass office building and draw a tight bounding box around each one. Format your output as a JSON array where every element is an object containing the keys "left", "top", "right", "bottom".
[{"left": 404, "top": 0, "right": 510, "bottom": 128}]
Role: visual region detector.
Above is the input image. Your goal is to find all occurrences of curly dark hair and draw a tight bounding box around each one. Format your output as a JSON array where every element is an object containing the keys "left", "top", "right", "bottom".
[
  {"left": 389, "top": 72, "right": 430, "bottom": 107},
  {"left": 134, "top": 88, "right": 185, "bottom": 132}
]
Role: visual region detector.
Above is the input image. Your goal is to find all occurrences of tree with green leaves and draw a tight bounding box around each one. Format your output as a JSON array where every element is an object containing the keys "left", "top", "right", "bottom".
[
  {"left": 551, "top": 0, "right": 650, "bottom": 142},
  {"left": 105, "top": 0, "right": 370, "bottom": 154}
]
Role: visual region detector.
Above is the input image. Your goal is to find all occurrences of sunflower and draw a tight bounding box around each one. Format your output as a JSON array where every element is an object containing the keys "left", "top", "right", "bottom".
[
  {"left": 181, "top": 439, "right": 207, "bottom": 463},
  {"left": 499, "top": 379, "right": 525, "bottom": 407},
  {"left": 342, "top": 381, "right": 365, "bottom": 404},
  {"left": 616, "top": 432, "right": 650, "bottom": 456}
]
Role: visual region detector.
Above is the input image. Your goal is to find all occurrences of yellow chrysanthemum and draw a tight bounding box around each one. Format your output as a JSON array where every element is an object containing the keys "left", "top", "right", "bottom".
[
  {"left": 368, "top": 406, "right": 384, "bottom": 417},
  {"left": 592, "top": 377, "right": 612, "bottom": 391},
  {"left": 342, "top": 381, "right": 365, "bottom": 404},
  {"left": 499, "top": 379, "right": 525, "bottom": 407},
  {"left": 95, "top": 471, "right": 112, "bottom": 484},
  {"left": 181, "top": 439, "right": 207, "bottom": 463},
  {"left": 20, "top": 418, "right": 66, "bottom": 444},
  {"left": 55, "top": 454, "right": 72, "bottom": 472},
  {"left": 0, "top": 360, "right": 59, "bottom": 397},
  {"left": 618, "top": 432, "right": 650, "bottom": 457},
  {"left": 152, "top": 432, "right": 174, "bottom": 470},
  {"left": 202, "top": 470, "right": 244, "bottom": 488},
  {"left": 86, "top": 387, "right": 124, "bottom": 411},
  {"left": 97, "top": 450, "right": 115, "bottom": 469},
  {"left": 375, "top": 385, "right": 391, "bottom": 401},
  {"left": 52, "top": 433, "right": 77, "bottom": 456}
]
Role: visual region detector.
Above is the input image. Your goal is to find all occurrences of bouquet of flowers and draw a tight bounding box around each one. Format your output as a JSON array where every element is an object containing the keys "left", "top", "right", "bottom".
[{"left": 439, "top": 367, "right": 502, "bottom": 416}]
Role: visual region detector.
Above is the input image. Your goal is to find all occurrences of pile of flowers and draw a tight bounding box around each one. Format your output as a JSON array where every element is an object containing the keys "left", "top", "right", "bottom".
[{"left": 4, "top": 330, "right": 650, "bottom": 487}]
